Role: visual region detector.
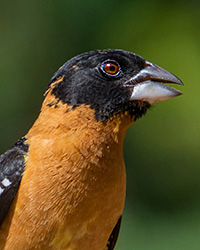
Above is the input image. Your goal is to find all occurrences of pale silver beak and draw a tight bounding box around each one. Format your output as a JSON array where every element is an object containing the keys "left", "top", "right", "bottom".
[{"left": 124, "top": 61, "right": 183, "bottom": 104}]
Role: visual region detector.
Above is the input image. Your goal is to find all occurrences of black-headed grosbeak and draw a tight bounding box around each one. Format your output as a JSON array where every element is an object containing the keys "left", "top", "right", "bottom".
[{"left": 0, "top": 49, "right": 183, "bottom": 250}]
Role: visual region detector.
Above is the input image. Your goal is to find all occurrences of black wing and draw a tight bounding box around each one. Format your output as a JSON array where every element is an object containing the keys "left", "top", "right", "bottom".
[
  {"left": 105, "top": 216, "right": 122, "bottom": 250},
  {"left": 0, "top": 137, "right": 28, "bottom": 225}
]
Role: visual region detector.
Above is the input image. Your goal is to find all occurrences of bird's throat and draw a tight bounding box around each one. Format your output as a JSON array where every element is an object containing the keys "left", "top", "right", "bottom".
[{"left": 28, "top": 91, "right": 135, "bottom": 157}]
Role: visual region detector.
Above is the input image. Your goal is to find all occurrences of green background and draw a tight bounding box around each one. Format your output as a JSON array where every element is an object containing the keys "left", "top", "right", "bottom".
[{"left": 0, "top": 1, "right": 199, "bottom": 249}]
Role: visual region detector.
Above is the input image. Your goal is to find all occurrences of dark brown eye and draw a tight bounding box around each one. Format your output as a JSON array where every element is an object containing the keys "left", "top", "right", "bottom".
[{"left": 101, "top": 60, "right": 121, "bottom": 76}]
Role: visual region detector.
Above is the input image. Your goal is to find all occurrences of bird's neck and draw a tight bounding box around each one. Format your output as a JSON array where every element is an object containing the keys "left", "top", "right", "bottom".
[
  {"left": 28, "top": 93, "right": 133, "bottom": 143},
  {"left": 27, "top": 93, "right": 134, "bottom": 162}
]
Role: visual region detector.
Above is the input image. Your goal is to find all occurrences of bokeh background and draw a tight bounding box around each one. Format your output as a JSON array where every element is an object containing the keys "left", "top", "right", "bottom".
[{"left": 0, "top": 1, "right": 199, "bottom": 249}]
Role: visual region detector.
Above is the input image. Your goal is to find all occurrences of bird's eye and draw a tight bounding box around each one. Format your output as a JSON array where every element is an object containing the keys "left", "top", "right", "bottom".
[{"left": 101, "top": 60, "right": 121, "bottom": 77}]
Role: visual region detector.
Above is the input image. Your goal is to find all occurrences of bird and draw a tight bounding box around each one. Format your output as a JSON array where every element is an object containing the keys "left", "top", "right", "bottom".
[{"left": 0, "top": 49, "right": 183, "bottom": 250}]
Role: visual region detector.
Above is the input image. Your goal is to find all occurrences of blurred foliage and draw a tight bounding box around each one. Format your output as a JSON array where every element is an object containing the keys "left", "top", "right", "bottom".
[{"left": 0, "top": 0, "right": 200, "bottom": 249}]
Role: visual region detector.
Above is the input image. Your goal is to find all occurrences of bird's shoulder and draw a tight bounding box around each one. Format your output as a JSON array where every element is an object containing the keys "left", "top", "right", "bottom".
[{"left": 0, "top": 137, "right": 28, "bottom": 225}]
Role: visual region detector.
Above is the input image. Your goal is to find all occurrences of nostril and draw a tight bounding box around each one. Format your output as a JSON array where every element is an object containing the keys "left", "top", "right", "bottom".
[{"left": 144, "top": 61, "right": 154, "bottom": 68}]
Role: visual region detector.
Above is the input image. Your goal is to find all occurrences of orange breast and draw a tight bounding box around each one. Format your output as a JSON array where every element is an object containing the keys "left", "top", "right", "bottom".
[{"left": 0, "top": 92, "right": 133, "bottom": 250}]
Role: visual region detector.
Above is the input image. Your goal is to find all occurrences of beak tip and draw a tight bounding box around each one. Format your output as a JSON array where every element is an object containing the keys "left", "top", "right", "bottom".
[
  {"left": 175, "top": 77, "right": 184, "bottom": 86},
  {"left": 177, "top": 90, "right": 183, "bottom": 95}
]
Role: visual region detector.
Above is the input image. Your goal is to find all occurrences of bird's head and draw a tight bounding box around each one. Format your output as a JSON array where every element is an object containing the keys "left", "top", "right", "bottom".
[{"left": 47, "top": 49, "right": 183, "bottom": 123}]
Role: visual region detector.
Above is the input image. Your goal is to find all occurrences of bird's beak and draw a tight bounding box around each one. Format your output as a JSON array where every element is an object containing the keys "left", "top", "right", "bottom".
[{"left": 124, "top": 61, "right": 183, "bottom": 104}]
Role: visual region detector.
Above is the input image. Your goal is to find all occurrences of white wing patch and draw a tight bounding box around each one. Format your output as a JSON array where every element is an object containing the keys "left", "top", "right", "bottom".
[{"left": 2, "top": 178, "right": 12, "bottom": 187}]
